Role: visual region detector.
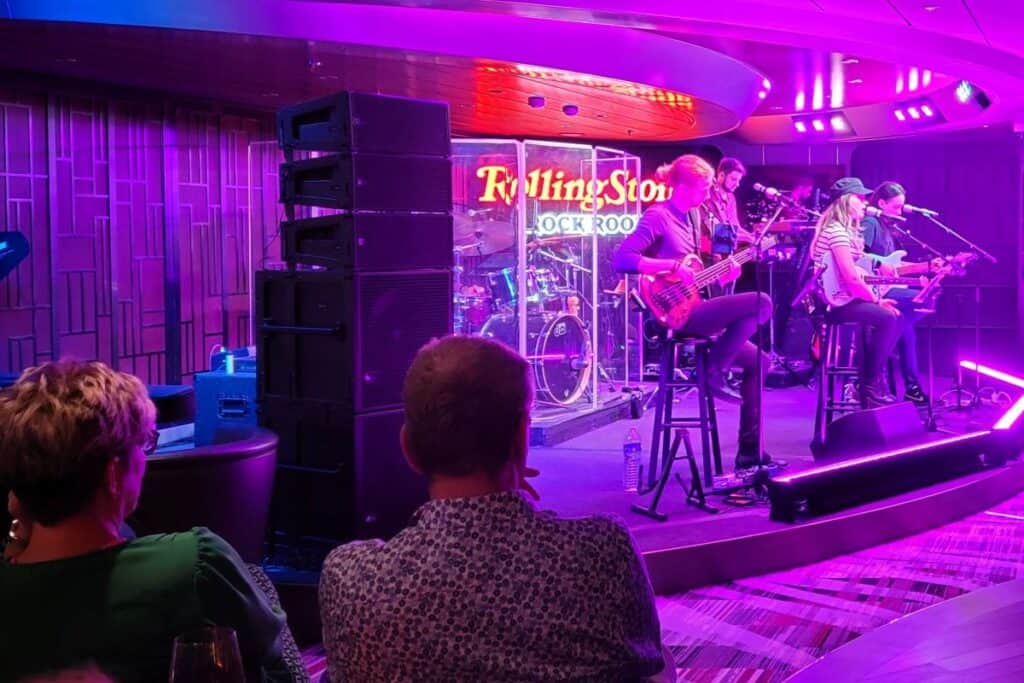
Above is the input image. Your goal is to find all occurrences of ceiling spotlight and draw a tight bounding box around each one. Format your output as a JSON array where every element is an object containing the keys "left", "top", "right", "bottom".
[
  {"left": 794, "top": 121, "right": 808, "bottom": 133},
  {"left": 956, "top": 80, "right": 973, "bottom": 103},
  {"left": 527, "top": 95, "right": 546, "bottom": 108},
  {"left": 841, "top": 57, "right": 860, "bottom": 65},
  {"left": 923, "top": 4, "right": 939, "bottom": 11},
  {"left": 848, "top": 78, "right": 864, "bottom": 85},
  {"left": 811, "top": 119, "right": 825, "bottom": 132},
  {"left": 757, "top": 91, "right": 768, "bottom": 100},
  {"left": 830, "top": 115, "right": 847, "bottom": 131},
  {"left": 562, "top": 103, "right": 579, "bottom": 116},
  {"left": 894, "top": 109, "right": 906, "bottom": 121},
  {"left": 762, "top": 78, "right": 772, "bottom": 90},
  {"left": 921, "top": 104, "right": 935, "bottom": 117},
  {"left": 907, "top": 106, "right": 921, "bottom": 119}
]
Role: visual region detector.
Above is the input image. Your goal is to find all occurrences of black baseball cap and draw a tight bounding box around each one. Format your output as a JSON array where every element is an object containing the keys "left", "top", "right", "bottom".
[{"left": 829, "top": 177, "right": 872, "bottom": 197}]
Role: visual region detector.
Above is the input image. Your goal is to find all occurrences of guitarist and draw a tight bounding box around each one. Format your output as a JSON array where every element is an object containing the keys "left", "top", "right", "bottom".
[
  {"left": 614, "top": 154, "right": 775, "bottom": 471},
  {"left": 699, "top": 157, "right": 756, "bottom": 296},
  {"left": 811, "top": 177, "right": 902, "bottom": 407},
  {"left": 862, "top": 181, "right": 943, "bottom": 405}
]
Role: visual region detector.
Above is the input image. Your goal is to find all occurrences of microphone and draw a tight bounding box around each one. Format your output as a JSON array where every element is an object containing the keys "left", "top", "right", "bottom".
[
  {"left": 902, "top": 203, "right": 939, "bottom": 216},
  {"left": 864, "top": 205, "right": 907, "bottom": 222},
  {"left": 752, "top": 183, "right": 783, "bottom": 199}
]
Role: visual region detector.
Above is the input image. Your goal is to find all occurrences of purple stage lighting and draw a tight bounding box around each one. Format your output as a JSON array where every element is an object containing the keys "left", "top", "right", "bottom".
[
  {"left": 830, "top": 115, "right": 847, "bottom": 131},
  {"left": 959, "top": 360, "right": 1024, "bottom": 430},
  {"left": 794, "top": 120, "right": 807, "bottom": 133},
  {"left": 907, "top": 106, "right": 920, "bottom": 119},
  {"left": 762, "top": 78, "right": 772, "bottom": 90},
  {"left": 894, "top": 109, "right": 906, "bottom": 121},
  {"left": 811, "top": 119, "right": 825, "bottom": 132},
  {"left": 921, "top": 104, "right": 935, "bottom": 117}
]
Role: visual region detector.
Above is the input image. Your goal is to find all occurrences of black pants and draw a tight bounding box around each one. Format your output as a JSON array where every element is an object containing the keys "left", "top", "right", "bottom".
[
  {"left": 827, "top": 300, "right": 902, "bottom": 385},
  {"left": 678, "top": 292, "right": 772, "bottom": 451}
]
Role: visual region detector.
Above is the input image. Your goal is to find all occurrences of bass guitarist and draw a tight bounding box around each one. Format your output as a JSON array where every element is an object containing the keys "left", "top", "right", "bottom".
[{"left": 614, "top": 154, "right": 774, "bottom": 471}]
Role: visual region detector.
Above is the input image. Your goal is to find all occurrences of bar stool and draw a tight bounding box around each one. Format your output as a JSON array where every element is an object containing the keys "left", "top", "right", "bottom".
[
  {"left": 647, "top": 331, "right": 723, "bottom": 488},
  {"left": 811, "top": 318, "right": 863, "bottom": 455}
]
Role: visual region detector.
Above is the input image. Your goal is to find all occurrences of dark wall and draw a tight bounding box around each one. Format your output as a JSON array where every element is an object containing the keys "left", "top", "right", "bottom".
[{"left": 0, "top": 75, "right": 277, "bottom": 383}]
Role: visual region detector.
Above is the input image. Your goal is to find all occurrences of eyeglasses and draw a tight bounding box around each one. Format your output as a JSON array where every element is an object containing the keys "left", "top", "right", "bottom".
[{"left": 143, "top": 430, "right": 160, "bottom": 456}]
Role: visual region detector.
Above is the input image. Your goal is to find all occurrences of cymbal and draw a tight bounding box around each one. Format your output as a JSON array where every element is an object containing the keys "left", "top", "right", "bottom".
[{"left": 453, "top": 214, "right": 516, "bottom": 255}]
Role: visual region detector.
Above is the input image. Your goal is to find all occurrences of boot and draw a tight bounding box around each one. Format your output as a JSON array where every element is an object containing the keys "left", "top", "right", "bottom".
[{"left": 861, "top": 377, "right": 897, "bottom": 408}]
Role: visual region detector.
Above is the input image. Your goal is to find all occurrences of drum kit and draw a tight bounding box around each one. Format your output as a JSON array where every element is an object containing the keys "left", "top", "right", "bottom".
[{"left": 453, "top": 214, "right": 593, "bottom": 407}]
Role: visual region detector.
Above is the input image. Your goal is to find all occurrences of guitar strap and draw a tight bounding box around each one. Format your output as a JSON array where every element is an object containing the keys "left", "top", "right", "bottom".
[{"left": 664, "top": 202, "right": 702, "bottom": 261}]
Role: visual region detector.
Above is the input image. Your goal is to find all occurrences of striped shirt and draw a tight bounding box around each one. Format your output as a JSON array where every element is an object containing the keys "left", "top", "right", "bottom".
[
  {"left": 812, "top": 220, "right": 864, "bottom": 267},
  {"left": 813, "top": 220, "right": 866, "bottom": 302}
]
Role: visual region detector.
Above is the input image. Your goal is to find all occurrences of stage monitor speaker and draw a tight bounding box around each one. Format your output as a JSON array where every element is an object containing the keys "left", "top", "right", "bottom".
[
  {"left": 281, "top": 213, "right": 453, "bottom": 272},
  {"left": 256, "top": 269, "right": 452, "bottom": 413},
  {"left": 818, "top": 401, "right": 926, "bottom": 460},
  {"left": 265, "top": 403, "right": 427, "bottom": 542},
  {"left": 277, "top": 92, "right": 450, "bottom": 157},
  {"left": 280, "top": 154, "right": 453, "bottom": 213}
]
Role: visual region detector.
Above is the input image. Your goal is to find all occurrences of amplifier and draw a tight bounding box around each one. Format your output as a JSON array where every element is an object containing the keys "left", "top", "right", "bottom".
[
  {"left": 194, "top": 371, "right": 258, "bottom": 446},
  {"left": 281, "top": 213, "right": 453, "bottom": 272},
  {"left": 280, "top": 153, "right": 452, "bottom": 213},
  {"left": 277, "top": 92, "right": 450, "bottom": 157}
]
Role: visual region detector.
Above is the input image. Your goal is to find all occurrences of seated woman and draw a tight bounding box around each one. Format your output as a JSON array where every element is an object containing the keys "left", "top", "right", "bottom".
[
  {"left": 0, "top": 360, "right": 294, "bottom": 683},
  {"left": 812, "top": 177, "right": 902, "bottom": 406}
]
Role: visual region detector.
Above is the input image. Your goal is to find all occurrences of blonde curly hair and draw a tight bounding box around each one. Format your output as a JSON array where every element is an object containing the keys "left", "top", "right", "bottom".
[{"left": 0, "top": 360, "right": 156, "bottom": 524}]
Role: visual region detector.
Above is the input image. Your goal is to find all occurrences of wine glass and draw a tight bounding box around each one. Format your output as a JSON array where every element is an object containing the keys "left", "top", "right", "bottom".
[{"left": 169, "top": 626, "right": 245, "bottom": 682}]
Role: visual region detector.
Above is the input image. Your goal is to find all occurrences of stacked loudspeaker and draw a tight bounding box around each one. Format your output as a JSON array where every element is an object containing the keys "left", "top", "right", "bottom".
[{"left": 258, "top": 92, "right": 453, "bottom": 546}]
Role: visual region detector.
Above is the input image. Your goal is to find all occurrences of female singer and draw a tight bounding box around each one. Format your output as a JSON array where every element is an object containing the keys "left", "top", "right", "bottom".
[{"left": 811, "top": 177, "right": 902, "bottom": 406}]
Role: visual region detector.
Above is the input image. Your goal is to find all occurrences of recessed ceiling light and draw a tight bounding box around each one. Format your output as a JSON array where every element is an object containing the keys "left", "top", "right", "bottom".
[
  {"left": 923, "top": 4, "right": 939, "bottom": 11},
  {"left": 841, "top": 57, "right": 859, "bottom": 65},
  {"left": 848, "top": 78, "right": 864, "bottom": 85}
]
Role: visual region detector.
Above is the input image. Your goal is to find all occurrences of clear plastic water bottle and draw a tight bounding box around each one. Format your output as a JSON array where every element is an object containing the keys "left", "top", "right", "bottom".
[{"left": 623, "top": 427, "right": 643, "bottom": 492}]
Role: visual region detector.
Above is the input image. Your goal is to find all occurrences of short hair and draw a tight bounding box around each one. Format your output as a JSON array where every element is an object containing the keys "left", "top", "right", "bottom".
[
  {"left": 655, "top": 154, "right": 714, "bottom": 187},
  {"left": 716, "top": 157, "right": 746, "bottom": 177},
  {"left": 402, "top": 335, "right": 533, "bottom": 478},
  {"left": 871, "top": 181, "right": 906, "bottom": 205},
  {"left": 0, "top": 360, "right": 156, "bottom": 525}
]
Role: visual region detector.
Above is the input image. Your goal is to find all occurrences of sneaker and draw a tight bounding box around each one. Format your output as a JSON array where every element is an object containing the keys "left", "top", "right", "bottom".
[{"left": 904, "top": 382, "right": 929, "bottom": 406}]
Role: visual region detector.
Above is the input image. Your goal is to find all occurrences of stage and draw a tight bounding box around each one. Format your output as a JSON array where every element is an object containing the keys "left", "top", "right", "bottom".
[{"left": 529, "top": 380, "right": 1024, "bottom": 594}]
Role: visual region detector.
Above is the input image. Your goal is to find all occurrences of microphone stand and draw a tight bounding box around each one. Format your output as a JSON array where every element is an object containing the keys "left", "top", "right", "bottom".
[
  {"left": 885, "top": 220, "right": 944, "bottom": 431},
  {"left": 920, "top": 214, "right": 996, "bottom": 418}
]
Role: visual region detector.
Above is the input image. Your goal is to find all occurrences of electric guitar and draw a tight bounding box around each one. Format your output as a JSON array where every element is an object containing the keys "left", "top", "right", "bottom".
[
  {"left": 819, "top": 250, "right": 974, "bottom": 308},
  {"left": 638, "top": 235, "right": 778, "bottom": 330}
]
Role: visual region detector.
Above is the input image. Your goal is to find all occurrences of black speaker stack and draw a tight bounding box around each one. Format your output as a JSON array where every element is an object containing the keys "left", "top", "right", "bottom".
[{"left": 258, "top": 92, "right": 453, "bottom": 550}]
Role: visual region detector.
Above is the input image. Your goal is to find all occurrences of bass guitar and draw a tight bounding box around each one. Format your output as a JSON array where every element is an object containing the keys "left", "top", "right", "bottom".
[{"left": 638, "top": 236, "right": 778, "bottom": 330}]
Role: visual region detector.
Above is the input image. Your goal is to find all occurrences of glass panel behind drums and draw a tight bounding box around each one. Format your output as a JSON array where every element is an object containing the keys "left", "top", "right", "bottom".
[{"left": 480, "top": 313, "right": 592, "bottom": 406}]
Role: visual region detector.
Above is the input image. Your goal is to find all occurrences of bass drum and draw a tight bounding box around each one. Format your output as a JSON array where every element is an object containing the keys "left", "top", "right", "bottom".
[{"left": 479, "top": 313, "right": 591, "bottom": 406}]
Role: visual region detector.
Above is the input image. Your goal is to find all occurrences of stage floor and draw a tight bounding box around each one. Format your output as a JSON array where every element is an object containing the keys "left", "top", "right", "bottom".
[{"left": 529, "top": 379, "right": 1011, "bottom": 555}]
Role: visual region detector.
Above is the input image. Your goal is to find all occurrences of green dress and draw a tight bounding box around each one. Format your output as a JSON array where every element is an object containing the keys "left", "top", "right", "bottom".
[{"left": 0, "top": 527, "right": 293, "bottom": 682}]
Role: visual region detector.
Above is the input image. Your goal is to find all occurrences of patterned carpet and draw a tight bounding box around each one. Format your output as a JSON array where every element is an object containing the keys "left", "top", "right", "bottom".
[{"left": 658, "top": 485, "right": 1024, "bottom": 682}]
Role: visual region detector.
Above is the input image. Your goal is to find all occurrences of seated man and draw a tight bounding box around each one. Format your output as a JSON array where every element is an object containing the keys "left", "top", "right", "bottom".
[
  {"left": 319, "top": 335, "right": 665, "bottom": 681},
  {"left": 0, "top": 360, "right": 294, "bottom": 683}
]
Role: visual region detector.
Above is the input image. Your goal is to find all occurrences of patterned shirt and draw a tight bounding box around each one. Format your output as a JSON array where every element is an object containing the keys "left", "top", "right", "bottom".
[
  {"left": 319, "top": 491, "right": 663, "bottom": 682},
  {"left": 614, "top": 202, "right": 700, "bottom": 273}
]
